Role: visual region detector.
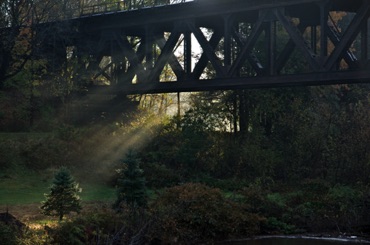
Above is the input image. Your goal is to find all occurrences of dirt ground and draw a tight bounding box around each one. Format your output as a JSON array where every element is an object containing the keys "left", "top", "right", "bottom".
[
  {"left": 0, "top": 203, "right": 43, "bottom": 224},
  {"left": 0, "top": 201, "right": 112, "bottom": 225}
]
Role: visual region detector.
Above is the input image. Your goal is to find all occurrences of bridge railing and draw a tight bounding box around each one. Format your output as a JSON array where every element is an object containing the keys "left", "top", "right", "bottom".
[{"left": 79, "top": 0, "right": 190, "bottom": 17}]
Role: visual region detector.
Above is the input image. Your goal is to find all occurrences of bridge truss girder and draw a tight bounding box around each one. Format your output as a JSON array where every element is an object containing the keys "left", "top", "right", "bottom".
[{"left": 74, "top": 0, "right": 370, "bottom": 94}]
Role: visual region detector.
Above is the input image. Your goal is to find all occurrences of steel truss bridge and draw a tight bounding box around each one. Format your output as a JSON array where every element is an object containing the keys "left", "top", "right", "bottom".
[{"left": 38, "top": 0, "right": 370, "bottom": 94}]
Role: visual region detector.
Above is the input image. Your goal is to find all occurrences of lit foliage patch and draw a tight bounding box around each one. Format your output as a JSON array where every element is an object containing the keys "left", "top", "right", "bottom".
[{"left": 41, "top": 167, "right": 82, "bottom": 221}]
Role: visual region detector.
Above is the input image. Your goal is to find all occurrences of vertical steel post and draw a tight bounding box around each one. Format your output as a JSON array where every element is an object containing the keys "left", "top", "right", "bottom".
[
  {"left": 224, "top": 15, "right": 232, "bottom": 70},
  {"left": 311, "top": 25, "right": 317, "bottom": 54},
  {"left": 320, "top": 1, "right": 329, "bottom": 57},
  {"left": 184, "top": 31, "right": 192, "bottom": 78},
  {"left": 111, "top": 35, "right": 118, "bottom": 85},
  {"left": 145, "top": 26, "right": 153, "bottom": 73},
  {"left": 361, "top": 19, "right": 368, "bottom": 61},
  {"left": 267, "top": 20, "right": 276, "bottom": 75}
]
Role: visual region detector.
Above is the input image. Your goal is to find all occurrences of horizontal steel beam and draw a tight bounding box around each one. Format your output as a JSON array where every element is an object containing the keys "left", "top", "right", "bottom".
[{"left": 86, "top": 70, "right": 370, "bottom": 94}]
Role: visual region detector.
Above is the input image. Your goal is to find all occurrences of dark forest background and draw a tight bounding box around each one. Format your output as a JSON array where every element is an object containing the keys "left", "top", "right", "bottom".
[{"left": 1, "top": 0, "right": 370, "bottom": 244}]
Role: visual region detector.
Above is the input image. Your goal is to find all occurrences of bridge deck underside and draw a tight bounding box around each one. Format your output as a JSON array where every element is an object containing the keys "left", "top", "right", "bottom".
[{"left": 45, "top": 0, "right": 370, "bottom": 94}]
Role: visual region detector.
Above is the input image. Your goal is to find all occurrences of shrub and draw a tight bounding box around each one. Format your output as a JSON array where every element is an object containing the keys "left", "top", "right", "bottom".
[
  {"left": 56, "top": 124, "right": 80, "bottom": 141},
  {"left": 0, "top": 139, "right": 23, "bottom": 170},
  {"left": 326, "top": 185, "right": 364, "bottom": 229},
  {"left": 18, "top": 228, "right": 48, "bottom": 245},
  {"left": 48, "top": 221, "right": 85, "bottom": 245},
  {"left": 263, "top": 217, "right": 296, "bottom": 234},
  {"left": 262, "top": 193, "right": 288, "bottom": 219},
  {"left": 292, "top": 200, "right": 330, "bottom": 232},
  {"left": 21, "top": 138, "right": 69, "bottom": 170},
  {"left": 300, "top": 178, "right": 330, "bottom": 198},
  {"left": 150, "top": 183, "right": 264, "bottom": 243},
  {"left": 47, "top": 207, "right": 150, "bottom": 245},
  {"left": 238, "top": 185, "right": 267, "bottom": 213},
  {"left": 0, "top": 222, "right": 17, "bottom": 245},
  {"left": 141, "top": 163, "right": 180, "bottom": 188},
  {"left": 200, "top": 176, "right": 249, "bottom": 191}
]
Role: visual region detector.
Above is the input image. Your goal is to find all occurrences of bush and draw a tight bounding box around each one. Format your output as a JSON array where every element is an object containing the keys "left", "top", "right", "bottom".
[
  {"left": 18, "top": 228, "right": 47, "bottom": 245},
  {"left": 238, "top": 185, "right": 267, "bottom": 213},
  {"left": 47, "top": 208, "right": 124, "bottom": 244},
  {"left": 48, "top": 221, "right": 85, "bottom": 245},
  {"left": 262, "top": 193, "right": 288, "bottom": 219},
  {"left": 141, "top": 163, "right": 180, "bottom": 188},
  {"left": 290, "top": 185, "right": 366, "bottom": 232},
  {"left": 292, "top": 200, "right": 330, "bottom": 232},
  {"left": 0, "top": 223, "right": 18, "bottom": 245},
  {"left": 200, "top": 176, "right": 249, "bottom": 191},
  {"left": 21, "top": 138, "right": 64, "bottom": 170},
  {"left": 326, "top": 185, "right": 364, "bottom": 229},
  {"left": 150, "top": 183, "right": 264, "bottom": 243},
  {"left": 300, "top": 178, "right": 330, "bottom": 198},
  {"left": 0, "top": 139, "right": 23, "bottom": 170},
  {"left": 47, "top": 207, "right": 150, "bottom": 245},
  {"left": 263, "top": 217, "right": 296, "bottom": 234}
]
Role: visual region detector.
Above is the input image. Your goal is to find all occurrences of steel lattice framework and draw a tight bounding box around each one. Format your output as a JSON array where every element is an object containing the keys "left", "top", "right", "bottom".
[{"left": 41, "top": 0, "right": 370, "bottom": 94}]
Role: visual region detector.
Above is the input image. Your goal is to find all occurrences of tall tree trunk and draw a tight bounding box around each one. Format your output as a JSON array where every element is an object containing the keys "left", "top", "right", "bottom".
[
  {"left": 238, "top": 90, "right": 248, "bottom": 133},
  {"left": 158, "top": 94, "right": 164, "bottom": 114},
  {"left": 177, "top": 92, "right": 181, "bottom": 129},
  {"left": 232, "top": 91, "right": 238, "bottom": 135}
]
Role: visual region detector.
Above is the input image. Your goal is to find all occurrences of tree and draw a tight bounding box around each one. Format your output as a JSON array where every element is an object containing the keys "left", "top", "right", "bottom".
[
  {"left": 41, "top": 167, "right": 82, "bottom": 221},
  {"left": 114, "top": 150, "right": 147, "bottom": 211},
  {"left": 0, "top": 0, "right": 79, "bottom": 130}
]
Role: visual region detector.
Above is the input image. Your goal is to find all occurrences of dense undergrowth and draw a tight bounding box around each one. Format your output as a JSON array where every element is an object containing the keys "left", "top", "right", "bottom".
[
  {"left": 2, "top": 85, "right": 370, "bottom": 243},
  {"left": 1, "top": 181, "right": 370, "bottom": 244}
]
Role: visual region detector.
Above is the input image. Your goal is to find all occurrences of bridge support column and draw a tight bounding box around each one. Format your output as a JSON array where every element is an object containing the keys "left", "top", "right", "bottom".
[
  {"left": 266, "top": 20, "right": 277, "bottom": 75},
  {"left": 319, "top": 1, "right": 330, "bottom": 58},
  {"left": 223, "top": 15, "right": 232, "bottom": 70},
  {"left": 361, "top": 19, "right": 368, "bottom": 62},
  {"left": 311, "top": 25, "right": 317, "bottom": 54},
  {"left": 145, "top": 26, "right": 154, "bottom": 71},
  {"left": 184, "top": 31, "right": 192, "bottom": 79}
]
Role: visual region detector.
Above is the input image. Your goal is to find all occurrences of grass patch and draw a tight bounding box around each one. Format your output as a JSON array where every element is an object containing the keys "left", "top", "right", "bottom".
[
  {"left": 0, "top": 174, "right": 47, "bottom": 205},
  {"left": 79, "top": 182, "right": 115, "bottom": 202},
  {"left": 0, "top": 171, "right": 115, "bottom": 205},
  {"left": 0, "top": 132, "right": 52, "bottom": 140}
]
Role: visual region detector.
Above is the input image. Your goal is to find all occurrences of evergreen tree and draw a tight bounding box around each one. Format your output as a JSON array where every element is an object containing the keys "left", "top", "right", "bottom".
[
  {"left": 41, "top": 167, "right": 82, "bottom": 221},
  {"left": 114, "top": 150, "right": 147, "bottom": 210}
]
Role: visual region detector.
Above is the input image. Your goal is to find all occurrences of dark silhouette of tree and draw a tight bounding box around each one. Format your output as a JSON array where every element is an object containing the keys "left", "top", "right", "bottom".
[
  {"left": 114, "top": 150, "right": 147, "bottom": 211},
  {"left": 41, "top": 167, "right": 82, "bottom": 221}
]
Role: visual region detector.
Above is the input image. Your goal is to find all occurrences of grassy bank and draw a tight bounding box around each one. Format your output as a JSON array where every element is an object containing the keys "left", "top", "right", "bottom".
[{"left": 0, "top": 171, "right": 115, "bottom": 206}]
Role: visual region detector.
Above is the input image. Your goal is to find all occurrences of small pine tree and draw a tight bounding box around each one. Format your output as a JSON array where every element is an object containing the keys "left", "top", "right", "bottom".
[
  {"left": 41, "top": 167, "right": 82, "bottom": 221},
  {"left": 114, "top": 150, "right": 147, "bottom": 210}
]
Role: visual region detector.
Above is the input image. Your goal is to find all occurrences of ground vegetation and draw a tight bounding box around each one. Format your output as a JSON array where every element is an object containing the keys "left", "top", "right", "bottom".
[
  {"left": 0, "top": 1, "right": 369, "bottom": 243},
  {"left": 40, "top": 167, "right": 82, "bottom": 221}
]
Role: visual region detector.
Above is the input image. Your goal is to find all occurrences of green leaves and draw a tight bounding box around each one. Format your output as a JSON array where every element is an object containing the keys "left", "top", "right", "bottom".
[
  {"left": 40, "top": 167, "right": 82, "bottom": 221},
  {"left": 114, "top": 150, "right": 147, "bottom": 210},
  {"left": 151, "top": 183, "right": 264, "bottom": 243}
]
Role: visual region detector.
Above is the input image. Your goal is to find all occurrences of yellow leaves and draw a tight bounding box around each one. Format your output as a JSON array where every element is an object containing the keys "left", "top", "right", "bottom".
[
  {"left": 330, "top": 11, "right": 347, "bottom": 26},
  {"left": 151, "top": 183, "right": 264, "bottom": 243},
  {"left": 12, "top": 26, "right": 32, "bottom": 55}
]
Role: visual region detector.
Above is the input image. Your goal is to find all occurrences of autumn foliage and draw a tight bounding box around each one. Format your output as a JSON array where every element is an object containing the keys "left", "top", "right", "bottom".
[{"left": 150, "top": 183, "right": 264, "bottom": 243}]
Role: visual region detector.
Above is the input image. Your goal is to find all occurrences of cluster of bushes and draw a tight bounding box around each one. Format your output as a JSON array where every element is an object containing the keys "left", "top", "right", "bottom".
[
  {"left": 41, "top": 184, "right": 263, "bottom": 244},
  {"left": 0, "top": 183, "right": 264, "bottom": 244},
  {"left": 240, "top": 180, "right": 370, "bottom": 234},
  {"left": 150, "top": 183, "right": 264, "bottom": 243},
  {"left": 0, "top": 222, "right": 18, "bottom": 245},
  {"left": 3, "top": 181, "right": 369, "bottom": 244},
  {"left": 0, "top": 127, "right": 81, "bottom": 172}
]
